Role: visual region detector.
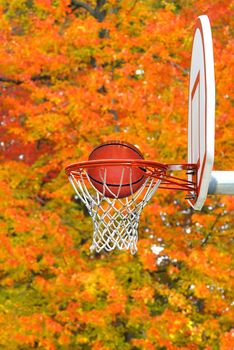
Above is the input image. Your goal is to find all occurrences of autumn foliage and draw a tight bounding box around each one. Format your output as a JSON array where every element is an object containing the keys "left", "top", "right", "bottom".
[{"left": 0, "top": 0, "right": 233, "bottom": 349}]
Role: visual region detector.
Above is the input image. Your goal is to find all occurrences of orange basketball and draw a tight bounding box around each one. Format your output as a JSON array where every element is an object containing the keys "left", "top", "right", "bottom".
[{"left": 87, "top": 141, "right": 145, "bottom": 198}]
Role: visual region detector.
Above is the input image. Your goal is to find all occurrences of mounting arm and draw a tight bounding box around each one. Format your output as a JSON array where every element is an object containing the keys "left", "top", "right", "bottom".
[{"left": 208, "top": 171, "right": 234, "bottom": 195}]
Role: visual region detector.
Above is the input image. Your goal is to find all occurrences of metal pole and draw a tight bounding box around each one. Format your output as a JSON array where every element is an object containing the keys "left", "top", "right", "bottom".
[{"left": 208, "top": 171, "right": 234, "bottom": 195}]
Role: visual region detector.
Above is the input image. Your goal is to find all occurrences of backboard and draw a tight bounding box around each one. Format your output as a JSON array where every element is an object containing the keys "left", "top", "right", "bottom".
[{"left": 187, "top": 15, "right": 215, "bottom": 210}]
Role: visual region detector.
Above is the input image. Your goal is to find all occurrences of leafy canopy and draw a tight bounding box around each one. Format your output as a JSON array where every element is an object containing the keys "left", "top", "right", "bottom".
[{"left": 0, "top": 0, "right": 233, "bottom": 349}]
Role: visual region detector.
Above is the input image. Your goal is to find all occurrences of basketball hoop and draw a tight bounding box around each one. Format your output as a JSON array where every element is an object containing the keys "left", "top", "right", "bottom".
[
  {"left": 64, "top": 16, "right": 234, "bottom": 255},
  {"left": 65, "top": 159, "right": 197, "bottom": 254}
]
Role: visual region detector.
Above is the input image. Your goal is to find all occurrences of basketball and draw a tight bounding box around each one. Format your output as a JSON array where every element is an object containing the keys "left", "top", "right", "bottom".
[{"left": 87, "top": 141, "right": 145, "bottom": 198}]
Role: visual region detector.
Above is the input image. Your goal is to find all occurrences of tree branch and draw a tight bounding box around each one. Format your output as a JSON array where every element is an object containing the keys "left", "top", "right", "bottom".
[
  {"left": 70, "top": 0, "right": 96, "bottom": 17},
  {"left": 0, "top": 74, "right": 65, "bottom": 86},
  {"left": 70, "top": 0, "right": 107, "bottom": 22},
  {"left": 201, "top": 213, "right": 223, "bottom": 247},
  {"left": 0, "top": 77, "right": 21, "bottom": 85},
  {"left": 108, "top": 109, "right": 120, "bottom": 132},
  {"left": 168, "top": 60, "right": 189, "bottom": 75},
  {"left": 152, "top": 54, "right": 189, "bottom": 75},
  {"left": 126, "top": 0, "right": 138, "bottom": 14}
]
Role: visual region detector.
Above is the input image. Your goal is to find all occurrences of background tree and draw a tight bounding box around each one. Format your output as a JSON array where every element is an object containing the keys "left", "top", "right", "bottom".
[{"left": 0, "top": 0, "right": 233, "bottom": 349}]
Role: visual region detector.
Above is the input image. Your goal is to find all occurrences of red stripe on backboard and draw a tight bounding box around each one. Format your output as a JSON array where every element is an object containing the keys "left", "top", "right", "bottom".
[
  {"left": 190, "top": 71, "right": 200, "bottom": 166},
  {"left": 191, "top": 71, "right": 200, "bottom": 98}
]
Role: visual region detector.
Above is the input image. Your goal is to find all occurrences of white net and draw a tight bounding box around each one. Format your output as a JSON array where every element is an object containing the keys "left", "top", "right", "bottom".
[{"left": 69, "top": 167, "right": 161, "bottom": 254}]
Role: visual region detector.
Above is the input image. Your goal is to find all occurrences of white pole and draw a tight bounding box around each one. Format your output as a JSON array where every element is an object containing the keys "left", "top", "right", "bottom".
[{"left": 208, "top": 171, "right": 234, "bottom": 195}]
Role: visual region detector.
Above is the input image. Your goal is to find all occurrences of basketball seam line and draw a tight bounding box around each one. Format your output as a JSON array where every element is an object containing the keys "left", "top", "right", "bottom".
[
  {"left": 88, "top": 174, "right": 145, "bottom": 187},
  {"left": 89, "top": 142, "right": 144, "bottom": 159}
]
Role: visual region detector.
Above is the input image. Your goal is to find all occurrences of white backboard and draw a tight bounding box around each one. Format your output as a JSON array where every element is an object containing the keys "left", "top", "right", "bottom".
[{"left": 188, "top": 15, "right": 215, "bottom": 210}]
